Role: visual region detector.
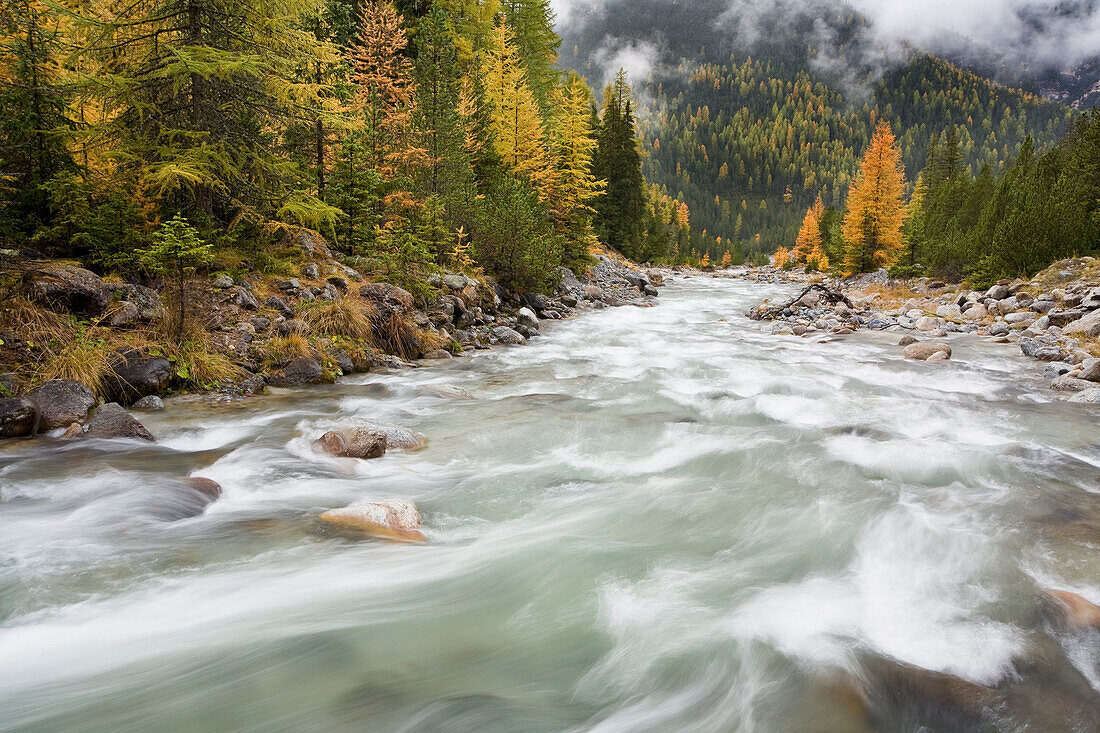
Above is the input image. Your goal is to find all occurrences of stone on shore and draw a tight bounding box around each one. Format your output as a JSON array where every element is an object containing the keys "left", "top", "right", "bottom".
[
  {"left": 266, "top": 357, "right": 325, "bottom": 387},
  {"left": 102, "top": 348, "right": 173, "bottom": 404},
  {"left": 29, "top": 379, "right": 96, "bottom": 430},
  {"left": 1051, "top": 376, "right": 1096, "bottom": 392},
  {"left": 492, "top": 326, "right": 526, "bottom": 346},
  {"left": 314, "top": 428, "right": 387, "bottom": 460},
  {"left": 1068, "top": 388, "right": 1100, "bottom": 404},
  {"left": 1062, "top": 309, "right": 1100, "bottom": 337},
  {"left": 320, "top": 499, "right": 425, "bottom": 542},
  {"left": 0, "top": 397, "right": 39, "bottom": 437},
  {"left": 903, "top": 342, "right": 952, "bottom": 361},
  {"left": 23, "top": 265, "right": 111, "bottom": 316}
]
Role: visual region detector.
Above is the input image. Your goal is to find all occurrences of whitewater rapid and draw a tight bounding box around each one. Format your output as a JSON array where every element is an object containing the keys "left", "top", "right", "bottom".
[{"left": 1, "top": 275, "right": 1097, "bottom": 732}]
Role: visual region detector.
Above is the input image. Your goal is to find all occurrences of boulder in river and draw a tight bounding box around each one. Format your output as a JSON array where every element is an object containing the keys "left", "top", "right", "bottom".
[
  {"left": 1043, "top": 590, "right": 1100, "bottom": 630},
  {"left": 29, "top": 379, "right": 95, "bottom": 430},
  {"left": 492, "top": 326, "right": 526, "bottom": 346},
  {"left": 354, "top": 420, "right": 427, "bottom": 451},
  {"left": 1068, "top": 388, "right": 1100, "bottom": 404},
  {"left": 899, "top": 335, "right": 919, "bottom": 346},
  {"left": 320, "top": 499, "right": 425, "bottom": 542},
  {"left": 314, "top": 428, "right": 387, "bottom": 460},
  {"left": 132, "top": 395, "right": 165, "bottom": 411},
  {"left": 1051, "top": 375, "right": 1096, "bottom": 392},
  {"left": 266, "top": 357, "right": 326, "bottom": 387},
  {"left": 84, "top": 403, "right": 155, "bottom": 441},
  {"left": 903, "top": 342, "right": 952, "bottom": 361}
]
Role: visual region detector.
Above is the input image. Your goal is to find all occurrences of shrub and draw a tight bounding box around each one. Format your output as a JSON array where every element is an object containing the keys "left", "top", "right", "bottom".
[{"left": 472, "top": 175, "right": 564, "bottom": 294}]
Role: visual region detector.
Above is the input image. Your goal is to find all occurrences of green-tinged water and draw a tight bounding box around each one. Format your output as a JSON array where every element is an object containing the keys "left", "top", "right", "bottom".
[{"left": 1, "top": 276, "right": 1098, "bottom": 732}]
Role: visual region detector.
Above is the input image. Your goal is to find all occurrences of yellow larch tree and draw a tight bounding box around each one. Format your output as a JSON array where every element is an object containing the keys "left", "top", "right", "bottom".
[
  {"left": 842, "top": 121, "right": 908, "bottom": 273},
  {"left": 774, "top": 246, "right": 791, "bottom": 268},
  {"left": 793, "top": 194, "right": 824, "bottom": 263}
]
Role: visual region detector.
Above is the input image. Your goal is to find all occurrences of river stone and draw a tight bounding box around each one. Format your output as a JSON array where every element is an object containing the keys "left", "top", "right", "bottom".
[
  {"left": 320, "top": 499, "right": 424, "bottom": 542},
  {"left": 492, "top": 326, "right": 526, "bottom": 346},
  {"left": 23, "top": 265, "right": 111, "bottom": 316},
  {"left": 355, "top": 420, "right": 427, "bottom": 451},
  {"left": 1043, "top": 590, "right": 1100, "bottom": 629},
  {"left": 421, "top": 349, "right": 452, "bottom": 360},
  {"left": 266, "top": 357, "right": 325, "bottom": 388},
  {"left": 1063, "top": 309, "right": 1100, "bottom": 337},
  {"left": 132, "top": 395, "right": 165, "bottom": 411},
  {"left": 1068, "top": 388, "right": 1100, "bottom": 404},
  {"left": 0, "top": 397, "right": 38, "bottom": 437},
  {"left": 1051, "top": 376, "right": 1096, "bottom": 392},
  {"left": 903, "top": 342, "right": 952, "bottom": 361},
  {"left": 103, "top": 349, "right": 173, "bottom": 404},
  {"left": 1005, "top": 312, "right": 1035, "bottom": 325},
  {"left": 84, "top": 403, "right": 155, "bottom": 441},
  {"left": 914, "top": 316, "right": 943, "bottom": 332},
  {"left": 989, "top": 322, "right": 1010, "bottom": 336},
  {"left": 935, "top": 304, "right": 962, "bottom": 319},
  {"left": 29, "top": 379, "right": 96, "bottom": 430},
  {"left": 899, "top": 335, "right": 919, "bottom": 346},
  {"left": 1078, "top": 358, "right": 1100, "bottom": 382},
  {"left": 314, "top": 428, "right": 387, "bottom": 460},
  {"left": 583, "top": 284, "right": 604, "bottom": 301},
  {"left": 987, "top": 283, "right": 1011, "bottom": 300},
  {"left": 962, "top": 304, "right": 988, "bottom": 320},
  {"left": 517, "top": 307, "right": 539, "bottom": 329}
]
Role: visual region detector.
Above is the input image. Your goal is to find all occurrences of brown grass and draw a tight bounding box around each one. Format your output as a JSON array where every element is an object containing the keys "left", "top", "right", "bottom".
[
  {"left": 370, "top": 309, "right": 420, "bottom": 361},
  {"left": 262, "top": 333, "right": 313, "bottom": 364},
  {"left": 0, "top": 297, "right": 74, "bottom": 346},
  {"left": 303, "top": 298, "right": 376, "bottom": 340},
  {"left": 850, "top": 282, "right": 926, "bottom": 309},
  {"left": 418, "top": 329, "right": 448, "bottom": 354},
  {"left": 36, "top": 328, "right": 115, "bottom": 396}
]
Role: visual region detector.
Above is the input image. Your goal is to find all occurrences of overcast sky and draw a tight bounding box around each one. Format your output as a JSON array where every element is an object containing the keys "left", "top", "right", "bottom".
[{"left": 551, "top": 0, "right": 1100, "bottom": 72}]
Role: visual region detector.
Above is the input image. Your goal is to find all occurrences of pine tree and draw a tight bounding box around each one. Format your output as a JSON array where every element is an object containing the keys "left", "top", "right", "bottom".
[
  {"left": 842, "top": 122, "right": 908, "bottom": 274},
  {"left": 500, "top": 0, "right": 560, "bottom": 111},
  {"left": 593, "top": 70, "right": 647, "bottom": 259}
]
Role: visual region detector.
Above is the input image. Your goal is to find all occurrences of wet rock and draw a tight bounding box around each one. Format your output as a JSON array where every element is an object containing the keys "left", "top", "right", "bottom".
[
  {"left": 903, "top": 342, "right": 952, "bottom": 361},
  {"left": 360, "top": 282, "right": 414, "bottom": 311},
  {"left": 266, "top": 357, "right": 325, "bottom": 388},
  {"left": 314, "top": 428, "right": 387, "bottom": 460},
  {"left": 84, "top": 403, "right": 155, "bottom": 441},
  {"left": 23, "top": 265, "right": 111, "bottom": 316},
  {"left": 327, "top": 348, "right": 355, "bottom": 375},
  {"left": 355, "top": 420, "right": 427, "bottom": 451},
  {"left": 29, "top": 379, "right": 96, "bottom": 430},
  {"left": 0, "top": 397, "right": 38, "bottom": 437},
  {"left": 1051, "top": 376, "right": 1096, "bottom": 392},
  {"left": 320, "top": 499, "right": 424, "bottom": 542},
  {"left": 1044, "top": 590, "right": 1100, "bottom": 630},
  {"left": 1044, "top": 362, "right": 1074, "bottom": 378},
  {"left": 180, "top": 477, "right": 223, "bottom": 500},
  {"left": 103, "top": 349, "right": 173, "bottom": 404},
  {"left": 927, "top": 351, "right": 950, "bottom": 363},
  {"left": 421, "top": 349, "right": 452, "bottom": 360},
  {"left": 492, "top": 326, "right": 526, "bottom": 346},
  {"left": 899, "top": 335, "right": 919, "bottom": 346},
  {"left": 132, "top": 395, "right": 165, "bottom": 411}
]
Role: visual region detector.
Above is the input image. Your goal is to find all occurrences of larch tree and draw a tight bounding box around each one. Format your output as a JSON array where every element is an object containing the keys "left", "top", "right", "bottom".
[
  {"left": 70, "top": 0, "right": 344, "bottom": 228},
  {"left": 500, "top": 0, "right": 559, "bottom": 111},
  {"left": 484, "top": 22, "right": 552, "bottom": 193},
  {"left": 546, "top": 72, "right": 603, "bottom": 267},
  {"left": 792, "top": 194, "right": 823, "bottom": 263},
  {"left": 842, "top": 121, "right": 908, "bottom": 274}
]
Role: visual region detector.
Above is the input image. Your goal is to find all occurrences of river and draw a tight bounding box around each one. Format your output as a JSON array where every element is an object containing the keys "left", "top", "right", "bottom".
[{"left": 1, "top": 275, "right": 1098, "bottom": 732}]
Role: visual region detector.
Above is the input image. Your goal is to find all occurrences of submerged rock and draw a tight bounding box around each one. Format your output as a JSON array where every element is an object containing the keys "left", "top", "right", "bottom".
[
  {"left": 320, "top": 499, "right": 425, "bottom": 542},
  {"left": 902, "top": 342, "right": 952, "bottom": 361},
  {"left": 314, "top": 428, "right": 387, "bottom": 460},
  {"left": 84, "top": 403, "right": 155, "bottom": 441}
]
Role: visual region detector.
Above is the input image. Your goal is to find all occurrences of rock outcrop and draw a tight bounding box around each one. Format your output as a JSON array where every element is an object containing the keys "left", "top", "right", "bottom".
[{"left": 320, "top": 499, "right": 425, "bottom": 542}]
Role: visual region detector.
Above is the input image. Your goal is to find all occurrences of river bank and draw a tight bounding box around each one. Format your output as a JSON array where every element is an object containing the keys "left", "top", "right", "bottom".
[{"left": 1, "top": 274, "right": 1098, "bottom": 732}]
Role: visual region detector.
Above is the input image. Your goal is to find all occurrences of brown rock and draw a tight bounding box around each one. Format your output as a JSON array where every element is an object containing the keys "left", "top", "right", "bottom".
[
  {"left": 320, "top": 499, "right": 425, "bottom": 542},
  {"left": 903, "top": 342, "right": 952, "bottom": 361},
  {"left": 899, "top": 335, "right": 919, "bottom": 346},
  {"left": 314, "top": 428, "right": 387, "bottom": 459},
  {"left": 1044, "top": 590, "right": 1100, "bottom": 630}
]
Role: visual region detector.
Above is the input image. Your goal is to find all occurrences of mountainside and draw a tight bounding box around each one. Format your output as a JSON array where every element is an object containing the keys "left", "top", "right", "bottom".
[{"left": 558, "top": 1, "right": 1080, "bottom": 259}]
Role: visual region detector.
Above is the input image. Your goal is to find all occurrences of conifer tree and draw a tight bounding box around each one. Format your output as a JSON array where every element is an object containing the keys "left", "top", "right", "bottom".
[
  {"left": 500, "top": 0, "right": 560, "bottom": 111},
  {"left": 547, "top": 72, "right": 602, "bottom": 267},
  {"left": 793, "top": 195, "right": 824, "bottom": 263},
  {"left": 842, "top": 122, "right": 908, "bottom": 273},
  {"left": 593, "top": 70, "right": 646, "bottom": 259}
]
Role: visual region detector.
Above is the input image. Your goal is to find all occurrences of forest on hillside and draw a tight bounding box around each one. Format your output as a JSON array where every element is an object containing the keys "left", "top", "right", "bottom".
[{"left": 0, "top": 0, "right": 696, "bottom": 296}]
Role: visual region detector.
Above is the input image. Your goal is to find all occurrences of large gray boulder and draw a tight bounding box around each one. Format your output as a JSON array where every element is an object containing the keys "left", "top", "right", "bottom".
[
  {"left": 902, "top": 342, "right": 952, "bottom": 361},
  {"left": 491, "top": 326, "right": 526, "bottom": 346},
  {"left": 24, "top": 265, "right": 111, "bottom": 317},
  {"left": 29, "top": 380, "right": 95, "bottom": 430},
  {"left": 102, "top": 349, "right": 173, "bottom": 404},
  {"left": 266, "top": 357, "right": 325, "bottom": 387},
  {"left": 0, "top": 397, "right": 38, "bottom": 437},
  {"left": 85, "top": 403, "right": 155, "bottom": 441},
  {"left": 1062, "top": 309, "right": 1100, "bottom": 338}
]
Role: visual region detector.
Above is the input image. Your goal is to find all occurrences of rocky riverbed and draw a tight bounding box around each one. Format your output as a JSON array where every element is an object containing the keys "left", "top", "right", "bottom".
[{"left": 740, "top": 257, "right": 1100, "bottom": 403}]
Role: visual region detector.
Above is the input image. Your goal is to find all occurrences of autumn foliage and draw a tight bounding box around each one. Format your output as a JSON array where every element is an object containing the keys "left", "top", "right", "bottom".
[{"left": 842, "top": 122, "right": 908, "bottom": 274}]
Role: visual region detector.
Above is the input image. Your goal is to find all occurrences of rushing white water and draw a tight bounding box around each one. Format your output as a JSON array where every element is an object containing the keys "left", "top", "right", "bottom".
[{"left": 1, "top": 276, "right": 1098, "bottom": 732}]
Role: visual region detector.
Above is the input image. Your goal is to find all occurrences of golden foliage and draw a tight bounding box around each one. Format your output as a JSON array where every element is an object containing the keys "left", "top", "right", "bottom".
[
  {"left": 304, "top": 297, "right": 377, "bottom": 340},
  {"left": 843, "top": 122, "right": 908, "bottom": 274}
]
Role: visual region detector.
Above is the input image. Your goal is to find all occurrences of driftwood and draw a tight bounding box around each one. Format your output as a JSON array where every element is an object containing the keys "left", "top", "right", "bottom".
[{"left": 749, "top": 283, "right": 856, "bottom": 321}]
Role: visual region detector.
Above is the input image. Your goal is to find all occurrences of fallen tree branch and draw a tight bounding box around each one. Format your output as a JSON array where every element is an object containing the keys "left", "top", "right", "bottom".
[{"left": 749, "top": 283, "right": 855, "bottom": 321}]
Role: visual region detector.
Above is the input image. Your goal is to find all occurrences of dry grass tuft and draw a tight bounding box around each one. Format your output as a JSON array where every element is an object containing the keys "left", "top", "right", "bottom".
[
  {"left": 303, "top": 298, "right": 376, "bottom": 340},
  {"left": 0, "top": 297, "right": 74, "bottom": 345},
  {"left": 262, "top": 332, "right": 313, "bottom": 363},
  {"left": 36, "top": 328, "right": 115, "bottom": 396},
  {"left": 370, "top": 309, "right": 421, "bottom": 361},
  {"left": 418, "top": 329, "right": 448, "bottom": 353}
]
